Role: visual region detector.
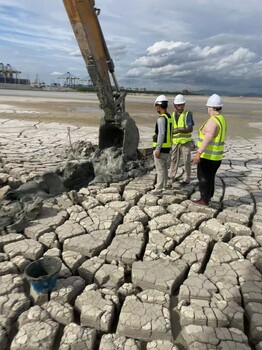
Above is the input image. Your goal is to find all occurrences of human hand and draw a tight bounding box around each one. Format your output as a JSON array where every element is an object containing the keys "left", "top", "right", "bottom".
[
  {"left": 154, "top": 150, "right": 161, "bottom": 158},
  {"left": 193, "top": 152, "right": 201, "bottom": 164}
]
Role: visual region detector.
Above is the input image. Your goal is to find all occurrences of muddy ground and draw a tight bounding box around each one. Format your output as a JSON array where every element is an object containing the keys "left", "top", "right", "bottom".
[{"left": 0, "top": 89, "right": 261, "bottom": 142}]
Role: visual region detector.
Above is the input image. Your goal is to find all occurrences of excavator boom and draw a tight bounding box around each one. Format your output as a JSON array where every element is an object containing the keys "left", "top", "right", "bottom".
[
  {"left": 63, "top": 0, "right": 116, "bottom": 119},
  {"left": 63, "top": 0, "right": 139, "bottom": 159}
]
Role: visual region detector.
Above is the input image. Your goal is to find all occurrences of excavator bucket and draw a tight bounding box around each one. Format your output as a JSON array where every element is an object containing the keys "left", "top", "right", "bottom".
[
  {"left": 99, "top": 111, "right": 139, "bottom": 159},
  {"left": 63, "top": 0, "right": 139, "bottom": 160}
]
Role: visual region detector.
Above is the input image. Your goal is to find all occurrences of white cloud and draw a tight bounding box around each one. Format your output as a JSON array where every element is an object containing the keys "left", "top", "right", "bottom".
[
  {"left": 126, "top": 40, "right": 262, "bottom": 92},
  {"left": 69, "top": 50, "right": 81, "bottom": 57},
  {"left": 50, "top": 71, "right": 63, "bottom": 76},
  {"left": 0, "top": 0, "right": 261, "bottom": 94}
]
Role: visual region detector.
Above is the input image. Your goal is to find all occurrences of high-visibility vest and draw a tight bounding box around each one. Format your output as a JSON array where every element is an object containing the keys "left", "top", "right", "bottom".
[
  {"left": 153, "top": 113, "right": 172, "bottom": 151},
  {"left": 172, "top": 111, "right": 193, "bottom": 144},
  {"left": 197, "top": 114, "right": 227, "bottom": 161}
]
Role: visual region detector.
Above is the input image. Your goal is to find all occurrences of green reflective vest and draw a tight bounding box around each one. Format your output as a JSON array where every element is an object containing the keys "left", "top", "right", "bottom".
[
  {"left": 197, "top": 114, "right": 227, "bottom": 161},
  {"left": 153, "top": 113, "right": 172, "bottom": 151},
  {"left": 172, "top": 111, "right": 193, "bottom": 144}
]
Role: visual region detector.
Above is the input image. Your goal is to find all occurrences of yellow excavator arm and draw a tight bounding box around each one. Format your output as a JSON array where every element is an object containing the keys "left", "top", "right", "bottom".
[
  {"left": 63, "top": 0, "right": 139, "bottom": 159},
  {"left": 63, "top": 0, "right": 126, "bottom": 121}
]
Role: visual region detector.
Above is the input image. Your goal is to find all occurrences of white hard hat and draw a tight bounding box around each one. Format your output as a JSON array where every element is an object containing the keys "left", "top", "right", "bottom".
[
  {"left": 206, "top": 94, "right": 223, "bottom": 108},
  {"left": 154, "top": 95, "right": 169, "bottom": 105},
  {"left": 174, "top": 94, "right": 186, "bottom": 105}
]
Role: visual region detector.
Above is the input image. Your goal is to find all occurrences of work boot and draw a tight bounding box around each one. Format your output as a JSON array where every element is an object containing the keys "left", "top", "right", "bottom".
[
  {"left": 192, "top": 198, "right": 209, "bottom": 206},
  {"left": 151, "top": 189, "right": 163, "bottom": 196}
]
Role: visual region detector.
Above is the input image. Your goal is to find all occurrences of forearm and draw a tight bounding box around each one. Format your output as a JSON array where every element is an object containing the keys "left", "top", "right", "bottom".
[
  {"left": 155, "top": 133, "right": 165, "bottom": 150},
  {"left": 174, "top": 126, "right": 193, "bottom": 134},
  {"left": 180, "top": 126, "right": 193, "bottom": 133}
]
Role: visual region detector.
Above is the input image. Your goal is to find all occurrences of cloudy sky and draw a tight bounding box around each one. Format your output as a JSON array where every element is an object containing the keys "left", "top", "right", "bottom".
[{"left": 0, "top": 0, "right": 261, "bottom": 94}]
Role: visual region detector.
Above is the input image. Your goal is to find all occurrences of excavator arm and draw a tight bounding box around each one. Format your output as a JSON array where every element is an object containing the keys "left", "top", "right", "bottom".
[{"left": 63, "top": 0, "right": 139, "bottom": 159}]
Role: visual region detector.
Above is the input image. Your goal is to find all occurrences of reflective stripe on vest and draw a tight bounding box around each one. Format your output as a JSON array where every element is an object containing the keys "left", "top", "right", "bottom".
[
  {"left": 172, "top": 110, "right": 192, "bottom": 144},
  {"left": 153, "top": 113, "right": 173, "bottom": 149},
  {"left": 197, "top": 114, "right": 227, "bottom": 161}
]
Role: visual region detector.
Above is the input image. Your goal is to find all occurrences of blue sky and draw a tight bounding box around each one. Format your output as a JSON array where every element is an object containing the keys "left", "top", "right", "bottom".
[{"left": 0, "top": 0, "right": 262, "bottom": 94}]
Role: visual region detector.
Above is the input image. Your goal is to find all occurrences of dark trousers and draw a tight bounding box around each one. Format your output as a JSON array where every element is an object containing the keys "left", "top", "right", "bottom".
[{"left": 197, "top": 158, "right": 221, "bottom": 203}]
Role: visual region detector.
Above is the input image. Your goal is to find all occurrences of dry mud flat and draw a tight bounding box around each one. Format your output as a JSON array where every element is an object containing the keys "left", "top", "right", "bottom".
[
  {"left": 0, "top": 89, "right": 262, "bottom": 141},
  {"left": 0, "top": 91, "right": 262, "bottom": 349}
]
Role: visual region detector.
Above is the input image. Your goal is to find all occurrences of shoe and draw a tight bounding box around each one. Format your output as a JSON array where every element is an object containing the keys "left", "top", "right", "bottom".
[
  {"left": 192, "top": 198, "right": 208, "bottom": 206},
  {"left": 151, "top": 190, "right": 163, "bottom": 196},
  {"left": 180, "top": 181, "right": 190, "bottom": 186}
]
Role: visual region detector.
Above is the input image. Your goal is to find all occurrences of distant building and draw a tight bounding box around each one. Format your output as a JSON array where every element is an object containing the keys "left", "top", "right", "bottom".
[{"left": 0, "top": 62, "right": 30, "bottom": 85}]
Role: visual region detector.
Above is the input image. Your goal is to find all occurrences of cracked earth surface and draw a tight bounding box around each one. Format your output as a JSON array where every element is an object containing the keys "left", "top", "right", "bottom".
[{"left": 0, "top": 90, "right": 262, "bottom": 349}]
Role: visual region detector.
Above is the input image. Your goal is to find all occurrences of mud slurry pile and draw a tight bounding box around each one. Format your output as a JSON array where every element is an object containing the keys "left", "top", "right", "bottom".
[{"left": 0, "top": 120, "right": 262, "bottom": 349}]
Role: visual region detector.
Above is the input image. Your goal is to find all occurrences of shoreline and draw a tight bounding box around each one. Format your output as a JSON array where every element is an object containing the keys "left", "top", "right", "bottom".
[{"left": 0, "top": 89, "right": 262, "bottom": 141}]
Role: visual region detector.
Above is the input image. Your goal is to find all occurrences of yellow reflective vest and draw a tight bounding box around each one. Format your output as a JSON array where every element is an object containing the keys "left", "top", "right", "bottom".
[
  {"left": 172, "top": 111, "right": 193, "bottom": 144},
  {"left": 197, "top": 114, "right": 227, "bottom": 161},
  {"left": 153, "top": 113, "right": 172, "bottom": 152}
]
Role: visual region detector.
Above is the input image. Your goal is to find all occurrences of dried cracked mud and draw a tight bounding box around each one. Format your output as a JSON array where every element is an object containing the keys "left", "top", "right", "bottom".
[{"left": 0, "top": 90, "right": 262, "bottom": 350}]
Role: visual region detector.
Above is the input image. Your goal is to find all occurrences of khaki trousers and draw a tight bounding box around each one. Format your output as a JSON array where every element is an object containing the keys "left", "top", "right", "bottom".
[
  {"left": 169, "top": 141, "right": 193, "bottom": 182},
  {"left": 154, "top": 152, "right": 169, "bottom": 190}
]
